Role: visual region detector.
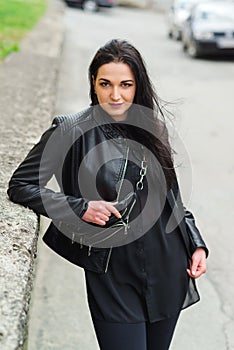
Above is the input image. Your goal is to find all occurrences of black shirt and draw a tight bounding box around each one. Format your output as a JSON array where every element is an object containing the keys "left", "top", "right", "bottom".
[{"left": 84, "top": 126, "right": 199, "bottom": 324}]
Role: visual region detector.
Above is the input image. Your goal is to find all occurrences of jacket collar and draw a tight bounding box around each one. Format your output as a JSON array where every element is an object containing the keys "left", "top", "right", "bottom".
[{"left": 92, "top": 105, "right": 129, "bottom": 142}]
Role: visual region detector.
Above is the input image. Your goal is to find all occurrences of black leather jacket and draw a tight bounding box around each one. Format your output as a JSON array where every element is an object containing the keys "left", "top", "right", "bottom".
[{"left": 7, "top": 107, "right": 208, "bottom": 273}]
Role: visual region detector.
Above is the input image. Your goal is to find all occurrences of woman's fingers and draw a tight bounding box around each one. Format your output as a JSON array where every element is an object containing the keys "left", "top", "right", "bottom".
[
  {"left": 96, "top": 201, "right": 121, "bottom": 220},
  {"left": 94, "top": 217, "right": 109, "bottom": 226},
  {"left": 187, "top": 266, "right": 206, "bottom": 279},
  {"left": 105, "top": 202, "right": 122, "bottom": 218},
  {"left": 82, "top": 200, "right": 121, "bottom": 225},
  {"left": 187, "top": 248, "right": 207, "bottom": 279}
]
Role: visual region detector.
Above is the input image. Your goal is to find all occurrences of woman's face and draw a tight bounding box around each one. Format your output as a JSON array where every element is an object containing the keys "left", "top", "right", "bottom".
[{"left": 93, "top": 62, "right": 136, "bottom": 121}]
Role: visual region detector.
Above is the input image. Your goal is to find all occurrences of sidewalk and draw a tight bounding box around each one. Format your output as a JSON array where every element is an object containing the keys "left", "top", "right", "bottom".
[{"left": 0, "top": 1, "right": 65, "bottom": 349}]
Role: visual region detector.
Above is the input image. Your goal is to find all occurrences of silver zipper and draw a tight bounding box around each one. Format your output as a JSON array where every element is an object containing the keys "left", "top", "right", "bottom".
[
  {"left": 85, "top": 145, "right": 130, "bottom": 253},
  {"left": 123, "top": 197, "right": 137, "bottom": 234},
  {"left": 88, "top": 194, "right": 136, "bottom": 242},
  {"left": 91, "top": 144, "right": 130, "bottom": 241},
  {"left": 88, "top": 245, "right": 92, "bottom": 256},
  {"left": 116, "top": 145, "right": 129, "bottom": 202},
  {"left": 104, "top": 247, "right": 113, "bottom": 273}
]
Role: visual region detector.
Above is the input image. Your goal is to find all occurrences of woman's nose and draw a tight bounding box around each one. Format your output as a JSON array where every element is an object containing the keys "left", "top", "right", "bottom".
[{"left": 110, "top": 86, "right": 120, "bottom": 101}]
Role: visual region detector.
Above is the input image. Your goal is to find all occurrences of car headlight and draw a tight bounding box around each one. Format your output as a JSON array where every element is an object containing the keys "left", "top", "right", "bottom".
[{"left": 193, "top": 31, "right": 213, "bottom": 40}]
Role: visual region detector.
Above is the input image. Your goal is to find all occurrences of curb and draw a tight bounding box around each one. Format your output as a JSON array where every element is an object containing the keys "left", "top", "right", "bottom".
[{"left": 0, "top": 1, "right": 65, "bottom": 349}]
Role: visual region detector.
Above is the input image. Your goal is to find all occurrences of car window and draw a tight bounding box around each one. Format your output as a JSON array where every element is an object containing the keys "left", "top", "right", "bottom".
[{"left": 194, "top": 6, "right": 234, "bottom": 22}]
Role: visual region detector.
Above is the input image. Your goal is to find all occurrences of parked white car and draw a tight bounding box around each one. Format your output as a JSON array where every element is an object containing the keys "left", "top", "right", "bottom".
[
  {"left": 166, "top": 0, "right": 210, "bottom": 40},
  {"left": 182, "top": 1, "right": 234, "bottom": 58}
]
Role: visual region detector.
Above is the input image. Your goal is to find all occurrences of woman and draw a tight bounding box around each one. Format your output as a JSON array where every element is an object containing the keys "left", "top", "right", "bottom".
[{"left": 8, "top": 39, "right": 208, "bottom": 350}]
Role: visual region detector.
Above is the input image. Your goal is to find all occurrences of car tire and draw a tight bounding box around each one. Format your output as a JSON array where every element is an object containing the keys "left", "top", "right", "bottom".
[
  {"left": 82, "top": 0, "right": 98, "bottom": 12},
  {"left": 187, "top": 40, "right": 200, "bottom": 58}
]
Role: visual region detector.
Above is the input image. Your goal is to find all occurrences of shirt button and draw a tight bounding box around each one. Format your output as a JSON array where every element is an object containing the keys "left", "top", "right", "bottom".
[
  {"left": 139, "top": 248, "right": 144, "bottom": 254},
  {"left": 141, "top": 267, "right": 145, "bottom": 272}
]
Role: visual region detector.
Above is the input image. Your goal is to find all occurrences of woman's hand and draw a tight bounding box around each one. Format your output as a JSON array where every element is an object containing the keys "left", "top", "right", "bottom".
[
  {"left": 81, "top": 200, "right": 121, "bottom": 226},
  {"left": 187, "top": 247, "right": 207, "bottom": 279}
]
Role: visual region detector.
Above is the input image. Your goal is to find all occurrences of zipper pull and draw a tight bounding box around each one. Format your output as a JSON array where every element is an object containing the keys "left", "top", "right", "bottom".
[
  {"left": 88, "top": 245, "right": 92, "bottom": 256},
  {"left": 123, "top": 220, "right": 129, "bottom": 235},
  {"left": 105, "top": 247, "right": 113, "bottom": 273}
]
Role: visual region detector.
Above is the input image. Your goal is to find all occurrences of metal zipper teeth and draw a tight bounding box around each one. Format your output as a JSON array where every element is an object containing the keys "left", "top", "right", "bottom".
[
  {"left": 123, "top": 198, "right": 137, "bottom": 234},
  {"left": 82, "top": 216, "right": 126, "bottom": 243},
  {"left": 85, "top": 145, "right": 130, "bottom": 257},
  {"left": 86, "top": 145, "right": 130, "bottom": 242},
  {"left": 82, "top": 199, "right": 129, "bottom": 242},
  {"left": 125, "top": 197, "right": 137, "bottom": 223},
  {"left": 105, "top": 247, "right": 113, "bottom": 273},
  {"left": 116, "top": 145, "right": 129, "bottom": 202},
  {"left": 85, "top": 195, "right": 134, "bottom": 242}
]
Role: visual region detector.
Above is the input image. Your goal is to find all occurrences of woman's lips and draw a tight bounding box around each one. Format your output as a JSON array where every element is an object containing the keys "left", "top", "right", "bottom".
[{"left": 109, "top": 103, "right": 123, "bottom": 109}]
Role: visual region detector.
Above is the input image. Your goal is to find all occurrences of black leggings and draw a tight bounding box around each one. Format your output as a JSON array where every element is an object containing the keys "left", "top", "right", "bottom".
[{"left": 92, "top": 313, "right": 179, "bottom": 350}]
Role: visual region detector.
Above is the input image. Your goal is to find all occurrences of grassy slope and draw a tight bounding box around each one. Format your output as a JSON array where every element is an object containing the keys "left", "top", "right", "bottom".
[{"left": 0, "top": 0, "right": 47, "bottom": 59}]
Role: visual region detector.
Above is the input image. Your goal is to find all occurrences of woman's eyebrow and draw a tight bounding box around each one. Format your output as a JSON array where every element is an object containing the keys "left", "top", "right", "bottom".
[
  {"left": 121, "top": 79, "right": 135, "bottom": 83},
  {"left": 98, "top": 78, "right": 134, "bottom": 83}
]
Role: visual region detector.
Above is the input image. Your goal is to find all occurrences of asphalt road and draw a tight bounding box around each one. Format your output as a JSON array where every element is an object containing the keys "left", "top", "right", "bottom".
[{"left": 27, "top": 5, "right": 234, "bottom": 350}]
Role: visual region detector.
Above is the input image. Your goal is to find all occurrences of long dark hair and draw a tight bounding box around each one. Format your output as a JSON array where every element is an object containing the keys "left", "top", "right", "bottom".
[{"left": 88, "top": 39, "right": 175, "bottom": 188}]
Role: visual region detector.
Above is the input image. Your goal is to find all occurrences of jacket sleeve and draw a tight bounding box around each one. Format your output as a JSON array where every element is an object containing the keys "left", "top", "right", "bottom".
[
  {"left": 7, "top": 118, "right": 88, "bottom": 223},
  {"left": 184, "top": 208, "right": 209, "bottom": 258},
  {"left": 171, "top": 180, "right": 209, "bottom": 258}
]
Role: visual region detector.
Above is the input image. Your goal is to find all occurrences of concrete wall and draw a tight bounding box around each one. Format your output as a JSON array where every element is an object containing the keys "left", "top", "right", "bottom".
[{"left": 0, "top": 1, "right": 64, "bottom": 349}]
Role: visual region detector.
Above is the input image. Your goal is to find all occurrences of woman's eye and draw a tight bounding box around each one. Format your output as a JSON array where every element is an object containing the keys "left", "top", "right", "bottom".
[
  {"left": 100, "top": 82, "right": 109, "bottom": 87},
  {"left": 121, "top": 83, "right": 133, "bottom": 87}
]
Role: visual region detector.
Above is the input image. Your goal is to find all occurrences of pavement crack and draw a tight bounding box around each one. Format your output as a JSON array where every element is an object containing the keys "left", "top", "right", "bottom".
[
  {"left": 205, "top": 272, "right": 234, "bottom": 350},
  {"left": 223, "top": 319, "right": 234, "bottom": 350}
]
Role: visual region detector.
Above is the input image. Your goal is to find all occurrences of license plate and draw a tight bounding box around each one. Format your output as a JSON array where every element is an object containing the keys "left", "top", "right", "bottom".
[{"left": 218, "top": 39, "right": 234, "bottom": 49}]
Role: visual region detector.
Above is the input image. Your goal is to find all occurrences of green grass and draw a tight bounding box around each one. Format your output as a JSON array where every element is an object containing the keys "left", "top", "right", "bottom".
[{"left": 0, "top": 0, "right": 47, "bottom": 59}]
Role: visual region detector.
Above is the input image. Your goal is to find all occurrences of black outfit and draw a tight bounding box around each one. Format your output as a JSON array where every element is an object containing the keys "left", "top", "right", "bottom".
[
  {"left": 7, "top": 107, "right": 208, "bottom": 349},
  {"left": 85, "top": 142, "right": 190, "bottom": 324}
]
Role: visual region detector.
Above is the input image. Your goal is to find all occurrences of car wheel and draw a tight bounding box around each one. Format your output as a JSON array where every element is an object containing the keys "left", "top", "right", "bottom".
[
  {"left": 82, "top": 0, "right": 98, "bottom": 12},
  {"left": 187, "top": 40, "right": 200, "bottom": 58}
]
